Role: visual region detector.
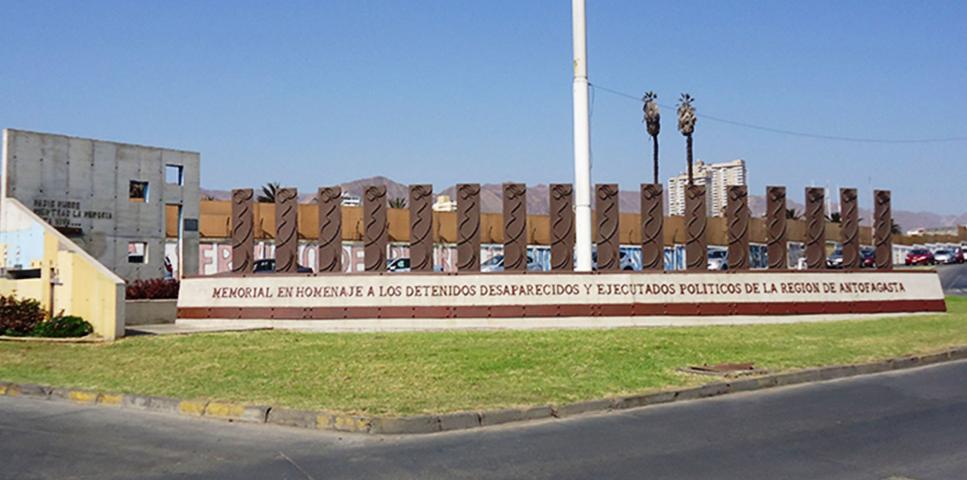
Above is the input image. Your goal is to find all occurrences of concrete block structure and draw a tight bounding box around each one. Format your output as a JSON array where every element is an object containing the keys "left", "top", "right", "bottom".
[{"left": 1, "top": 129, "right": 200, "bottom": 281}]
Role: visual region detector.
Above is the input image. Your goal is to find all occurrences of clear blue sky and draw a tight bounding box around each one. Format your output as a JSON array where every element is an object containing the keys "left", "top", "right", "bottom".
[{"left": 1, "top": 0, "right": 965, "bottom": 213}]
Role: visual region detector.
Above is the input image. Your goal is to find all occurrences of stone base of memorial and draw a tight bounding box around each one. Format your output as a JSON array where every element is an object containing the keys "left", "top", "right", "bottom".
[{"left": 176, "top": 271, "right": 946, "bottom": 330}]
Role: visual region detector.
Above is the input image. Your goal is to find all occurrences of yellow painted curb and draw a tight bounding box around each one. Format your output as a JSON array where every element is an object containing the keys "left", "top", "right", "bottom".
[
  {"left": 68, "top": 390, "right": 98, "bottom": 404},
  {"left": 316, "top": 413, "right": 334, "bottom": 430},
  {"left": 98, "top": 393, "right": 123, "bottom": 406},
  {"left": 178, "top": 400, "right": 208, "bottom": 416},
  {"left": 205, "top": 401, "right": 245, "bottom": 419},
  {"left": 0, "top": 384, "right": 7, "bottom": 395},
  {"left": 332, "top": 414, "right": 369, "bottom": 433}
]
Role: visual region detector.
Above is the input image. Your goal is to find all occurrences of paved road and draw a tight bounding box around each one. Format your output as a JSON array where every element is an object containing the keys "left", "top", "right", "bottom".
[
  {"left": 938, "top": 263, "right": 967, "bottom": 295},
  {"left": 3, "top": 360, "right": 967, "bottom": 479}
]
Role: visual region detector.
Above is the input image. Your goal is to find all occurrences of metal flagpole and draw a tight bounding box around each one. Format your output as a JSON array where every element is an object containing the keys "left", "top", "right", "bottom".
[{"left": 572, "top": 0, "right": 593, "bottom": 271}]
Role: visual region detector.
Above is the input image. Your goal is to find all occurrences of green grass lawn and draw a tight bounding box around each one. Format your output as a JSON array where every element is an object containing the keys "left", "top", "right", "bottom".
[{"left": 1, "top": 297, "right": 965, "bottom": 416}]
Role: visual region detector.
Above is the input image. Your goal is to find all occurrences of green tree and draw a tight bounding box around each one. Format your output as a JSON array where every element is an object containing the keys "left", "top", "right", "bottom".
[
  {"left": 389, "top": 197, "right": 407, "bottom": 209},
  {"left": 677, "top": 93, "right": 697, "bottom": 185},
  {"left": 786, "top": 208, "right": 800, "bottom": 220},
  {"left": 642, "top": 91, "right": 661, "bottom": 185}
]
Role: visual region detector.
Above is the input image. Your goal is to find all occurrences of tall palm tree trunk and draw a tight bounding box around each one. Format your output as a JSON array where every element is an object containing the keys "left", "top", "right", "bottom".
[
  {"left": 686, "top": 134, "right": 694, "bottom": 185},
  {"left": 651, "top": 135, "right": 659, "bottom": 185}
]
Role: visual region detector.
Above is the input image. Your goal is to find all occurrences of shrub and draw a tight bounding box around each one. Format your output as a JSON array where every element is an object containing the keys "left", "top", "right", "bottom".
[
  {"left": 32, "top": 315, "right": 94, "bottom": 338},
  {"left": 0, "top": 294, "right": 47, "bottom": 336},
  {"left": 126, "top": 278, "right": 180, "bottom": 300}
]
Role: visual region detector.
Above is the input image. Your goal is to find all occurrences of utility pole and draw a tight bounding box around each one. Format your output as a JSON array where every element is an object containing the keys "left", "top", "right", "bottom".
[{"left": 572, "top": 0, "right": 593, "bottom": 272}]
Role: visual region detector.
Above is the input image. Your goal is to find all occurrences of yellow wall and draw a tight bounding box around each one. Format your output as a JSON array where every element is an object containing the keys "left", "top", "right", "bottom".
[
  {"left": 0, "top": 277, "right": 43, "bottom": 301},
  {"left": 191, "top": 199, "right": 949, "bottom": 247},
  {"left": 0, "top": 198, "right": 124, "bottom": 340},
  {"left": 52, "top": 247, "right": 124, "bottom": 339}
]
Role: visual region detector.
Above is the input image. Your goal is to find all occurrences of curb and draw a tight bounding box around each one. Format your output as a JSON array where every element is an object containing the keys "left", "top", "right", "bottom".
[
  {"left": 0, "top": 335, "right": 106, "bottom": 344},
  {"left": 3, "top": 346, "right": 967, "bottom": 435}
]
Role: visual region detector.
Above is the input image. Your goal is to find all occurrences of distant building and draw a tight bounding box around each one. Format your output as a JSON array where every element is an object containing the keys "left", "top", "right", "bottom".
[
  {"left": 907, "top": 226, "right": 959, "bottom": 236},
  {"left": 668, "top": 159, "right": 746, "bottom": 217},
  {"left": 432, "top": 194, "right": 457, "bottom": 212},
  {"left": 340, "top": 193, "right": 360, "bottom": 207}
]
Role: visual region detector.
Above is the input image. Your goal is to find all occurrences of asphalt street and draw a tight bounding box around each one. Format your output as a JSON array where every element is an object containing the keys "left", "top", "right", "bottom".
[
  {"left": 3, "top": 359, "right": 967, "bottom": 479},
  {"left": 938, "top": 263, "right": 967, "bottom": 295}
]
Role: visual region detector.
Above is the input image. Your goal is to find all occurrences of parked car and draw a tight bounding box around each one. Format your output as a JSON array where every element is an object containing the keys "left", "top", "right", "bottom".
[
  {"left": 707, "top": 249, "right": 728, "bottom": 271},
  {"left": 387, "top": 257, "right": 410, "bottom": 272},
  {"left": 253, "top": 259, "right": 313, "bottom": 273},
  {"left": 904, "top": 249, "right": 935, "bottom": 266},
  {"left": 954, "top": 247, "right": 966, "bottom": 264},
  {"left": 860, "top": 247, "right": 876, "bottom": 268},
  {"left": 933, "top": 249, "right": 957, "bottom": 265},
  {"left": 481, "top": 254, "right": 543, "bottom": 272},
  {"left": 826, "top": 246, "right": 844, "bottom": 269},
  {"left": 586, "top": 250, "right": 637, "bottom": 271},
  {"left": 386, "top": 257, "right": 444, "bottom": 272}
]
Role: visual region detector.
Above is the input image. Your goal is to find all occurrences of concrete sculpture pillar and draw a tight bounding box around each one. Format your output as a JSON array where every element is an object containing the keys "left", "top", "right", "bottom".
[
  {"left": 230, "top": 188, "right": 254, "bottom": 274},
  {"left": 685, "top": 185, "right": 707, "bottom": 271},
  {"left": 840, "top": 188, "right": 859, "bottom": 269},
  {"left": 804, "top": 187, "right": 826, "bottom": 270},
  {"left": 502, "top": 183, "right": 527, "bottom": 272},
  {"left": 409, "top": 184, "right": 434, "bottom": 272},
  {"left": 274, "top": 187, "right": 299, "bottom": 273},
  {"left": 726, "top": 185, "right": 750, "bottom": 270},
  {"left": 595, "top": 184, "right": 620, "bottom": 271},
  {"left": 640, "top": 183, "right": 664, "bottom": 271},
  {"left": 457, "top": 183, "right": 481, "bottom": 272},
  {"left": 317, "top": 186, "right": 342, "bottom": 273},
  {"left": 874, "top": 189, "right": 893, "bottom": 270},
  {"left": 766, "top": 186, "right": 788, "bottom": 269},
  {"left": 364, "top": 185, "right": 387, "bottom": 272},
  {"left": 549, "top": 183, "right": 574, "bottom": 271}
]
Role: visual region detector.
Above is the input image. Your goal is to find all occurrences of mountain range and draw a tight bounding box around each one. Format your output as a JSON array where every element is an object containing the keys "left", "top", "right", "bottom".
[{"left": 202, "top": 176, "right": 967, "bottom": 230}]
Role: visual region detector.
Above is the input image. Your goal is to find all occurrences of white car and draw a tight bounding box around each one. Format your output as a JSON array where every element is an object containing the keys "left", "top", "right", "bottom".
[{"left": 707, "top": 249, "right": 728, "bottom": 270}]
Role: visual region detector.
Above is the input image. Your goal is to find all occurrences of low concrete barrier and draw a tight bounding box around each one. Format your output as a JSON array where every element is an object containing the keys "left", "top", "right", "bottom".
[
  {"left": 177, "top": 270, "right": 946, "bottom": 331},
  {"left": 125, "top": 299, "right": 177, "bottom": 326}
]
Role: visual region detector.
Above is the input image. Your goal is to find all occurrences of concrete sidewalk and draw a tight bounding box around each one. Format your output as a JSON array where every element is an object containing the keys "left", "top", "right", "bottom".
[
  {"left": 176, "top": 311, "right": 934, "bottom": 333},
  {"left": 125, "top": 324, "right": 269, "bottom": 336}
]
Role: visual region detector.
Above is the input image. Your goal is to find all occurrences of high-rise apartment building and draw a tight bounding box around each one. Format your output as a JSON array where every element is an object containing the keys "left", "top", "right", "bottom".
[{"left": 667, "top": 159, "right": 747, "bottom": 216}]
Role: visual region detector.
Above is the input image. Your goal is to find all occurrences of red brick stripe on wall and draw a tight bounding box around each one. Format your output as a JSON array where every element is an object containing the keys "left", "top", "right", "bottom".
[{"left": 178, "top": 299, "right": 946, "bottom": 320}]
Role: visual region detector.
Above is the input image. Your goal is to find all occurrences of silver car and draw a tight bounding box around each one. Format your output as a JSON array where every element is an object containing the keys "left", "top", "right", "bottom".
[{"left": 933, "top": 249, "right": 956, "bottom": 265}]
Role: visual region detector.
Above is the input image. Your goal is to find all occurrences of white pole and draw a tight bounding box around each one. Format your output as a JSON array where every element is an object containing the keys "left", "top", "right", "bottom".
[{"left": 572, "top": 0, "right": 593, "bottom": 271}]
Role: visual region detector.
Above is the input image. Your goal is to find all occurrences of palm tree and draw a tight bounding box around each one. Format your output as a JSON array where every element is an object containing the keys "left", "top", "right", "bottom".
[
  {"left": 388, "top": 197, "right": 407, "bottom": 209},
  {"left": 827, "top": 212, "right": 842, "bottom": 223},
  {"left": 258, "top": 182, "right": 280, "bottom": 203},
  {"left": 785, "top": 208, "right": 800, "bottom": 220},
  {"left": 642, "top": 91, "right": 661, "bottom": 185},
  {"left": 891, "top": 220, "right": 902, "bottom": 235},
  {"left": 676, "top": 93, "right": 697, "bottom": 185}
]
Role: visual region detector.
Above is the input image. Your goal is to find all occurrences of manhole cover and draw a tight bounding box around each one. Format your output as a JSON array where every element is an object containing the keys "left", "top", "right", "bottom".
[{"left": 679, "top": 362, "right": 766, "bottom": 376}]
